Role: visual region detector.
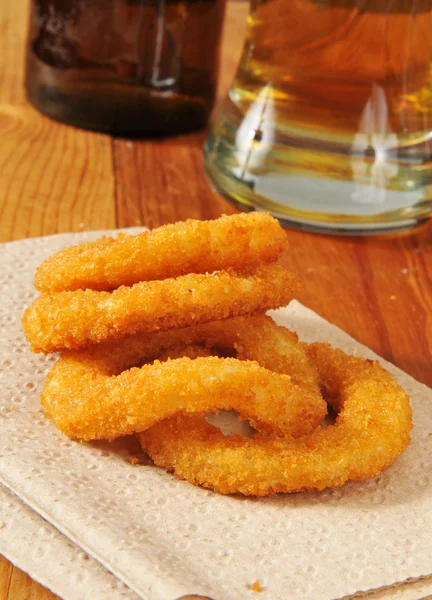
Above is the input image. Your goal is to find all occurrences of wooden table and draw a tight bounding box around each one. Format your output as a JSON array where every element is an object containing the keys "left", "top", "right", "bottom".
[{"left": 1, "top": 0, "right": 432, "bottom": 599}]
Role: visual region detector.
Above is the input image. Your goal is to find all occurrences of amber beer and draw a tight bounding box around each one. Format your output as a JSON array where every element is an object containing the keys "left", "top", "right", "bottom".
[
  {"left": 26, "top": 0, "right": 226, "bottom": 134},
  {"left": 239, "top": 0, "right": 432, "bottom": 137},
  {"left": 205, "top": 0, "right": 432, "bottom": 232}
]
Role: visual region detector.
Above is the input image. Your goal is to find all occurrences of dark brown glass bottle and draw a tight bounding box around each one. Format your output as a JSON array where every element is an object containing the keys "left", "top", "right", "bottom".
[{"left": 26, "top": 0, "right": 226, "bottom": 135}]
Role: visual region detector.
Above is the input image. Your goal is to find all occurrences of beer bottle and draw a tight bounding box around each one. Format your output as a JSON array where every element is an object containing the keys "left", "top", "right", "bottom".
[{"left": 26, "top": 0, "right": 226, "bottom": 135}]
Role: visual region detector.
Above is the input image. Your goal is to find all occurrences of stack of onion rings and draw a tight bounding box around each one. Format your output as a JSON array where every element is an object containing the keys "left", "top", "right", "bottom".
[{"left": 23, "top": 212, "right": 413, "bottom": 496}]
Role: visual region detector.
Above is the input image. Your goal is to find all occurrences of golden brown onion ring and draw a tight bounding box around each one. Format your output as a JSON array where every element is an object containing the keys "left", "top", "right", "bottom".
[
  {"left": 138, "top": 314, "right": 321, "bottom": 397},
  {"left": 140, "top": 344, "right": 413, "bottom": 496},
  {"left": 35, "top": 213, "right": 287, "bottom": 292},
  {"left": 23, "top": 264, "right": 298, "bottom": 353},
  {"left": 41, "top": 315, "right": 326, "bottom": 441}
]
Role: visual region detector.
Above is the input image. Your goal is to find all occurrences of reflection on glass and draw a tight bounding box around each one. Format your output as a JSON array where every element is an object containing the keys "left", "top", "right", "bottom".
[{"left": 205, "top": 0, "right": 432, "bottom": 233}]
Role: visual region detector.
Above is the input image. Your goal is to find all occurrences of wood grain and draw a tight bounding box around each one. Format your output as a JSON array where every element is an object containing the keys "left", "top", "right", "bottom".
[
  {"left": 0, "top": 556, "right": 13, "bottom": 600},
  {"left": 281, "top": 225, "right": 432, "bottom": 388},
  {"left": 1, "top": 0, "right": 432, "bottom": 598},
  {"left": 6, "top": 567, "right": 58, "bottom": 600},
  {"left": 0, "top": 0, "right": 115, "bottom": 243}
]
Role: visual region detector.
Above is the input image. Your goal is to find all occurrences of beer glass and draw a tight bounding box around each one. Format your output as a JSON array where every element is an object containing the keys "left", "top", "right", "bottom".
[
  {"left": 26, "top": 0, "right": 226, "bottom": 135},
  {"left": 205, "top": 0, "right": 432, "bottom": 233}
]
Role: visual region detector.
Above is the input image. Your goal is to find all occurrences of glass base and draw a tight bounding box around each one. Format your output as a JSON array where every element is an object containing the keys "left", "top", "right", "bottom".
[
  {"left": 204, "top": 97, "right": 432, "bottom": 235},
  {"left": 205, "top": 160, "right": 431, "bottom": 235},
  {"left": 219, "top": 196, "right": 428, "bottom": 236}
]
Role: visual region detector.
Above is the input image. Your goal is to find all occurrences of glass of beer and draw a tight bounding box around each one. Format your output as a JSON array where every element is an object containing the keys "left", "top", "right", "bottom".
[
  {"left": 26, "top": 0, "right": 226, "bottom": 135},
  {"left": 204, "top": 0, "right": 432, "bottom": 233}
]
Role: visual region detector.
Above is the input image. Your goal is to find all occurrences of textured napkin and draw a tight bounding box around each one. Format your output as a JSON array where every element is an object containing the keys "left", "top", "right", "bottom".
[
  {"left": 1, "top": 230, "right": 432, "bottom": 600},
  {"left": 0, "top": 483, "right": 139, "bottom": 600}
]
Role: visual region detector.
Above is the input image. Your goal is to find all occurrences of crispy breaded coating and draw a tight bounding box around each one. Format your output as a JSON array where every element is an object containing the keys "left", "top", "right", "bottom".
[
  {"left": 22, "top": 264, "right": 298, "bottom": 353},
  {"left": 41, "top": 315, "right": 326, "bottom": 442},
  {"left": 41, "top": 356, "right": 324, "bottom": 442},
  {"left": 35, "top": 212, "right": 287, "bottom": 292},
  {"left": 140, "top": 344, "right": 412, "bottom": 495}
]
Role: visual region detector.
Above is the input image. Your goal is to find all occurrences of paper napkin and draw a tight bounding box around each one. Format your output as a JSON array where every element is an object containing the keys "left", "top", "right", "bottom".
[{"left": 1, "top": 231, "right": 432, "bottom": 600}]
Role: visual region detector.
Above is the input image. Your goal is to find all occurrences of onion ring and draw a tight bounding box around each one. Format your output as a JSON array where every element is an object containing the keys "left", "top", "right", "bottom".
[
  {"left": 35, "top": 213, "right": 287, "bottom": 292},
  {"left": 41, "top": 315, "right": 326, "bottom": 441},
  {"left": 151, "top": 314, "right": 321, "bottom": 396},
  {"left": 139, "top": 344, "right": 412, "bottom": 496},
  {"left": 23, "top": 263, "right": 298, "bottom": 353}
]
